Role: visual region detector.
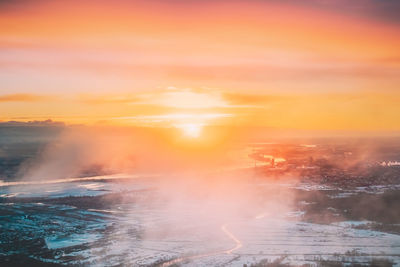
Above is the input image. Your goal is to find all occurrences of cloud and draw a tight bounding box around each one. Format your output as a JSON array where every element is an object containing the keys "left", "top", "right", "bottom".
[
  {"left": 223, "top": 93, "right": 286, "bottom": 106},
  {"left": 0, "top": 93, "right": 55, "bottom": 102},
  {"left": 280, "top": 0, "right": 400, "bottom": 24},
  {"left": 114, "top": 113, "right": 232, "bottom": 127},
  {"left": 79, "top": 94, "right": 141, "bottom": 105},
  {"left": 78, "top": 88, "right": 228, "bottom": 109},
  {"left": 0, "top": 119, "right": 65, "bottom": 127}
]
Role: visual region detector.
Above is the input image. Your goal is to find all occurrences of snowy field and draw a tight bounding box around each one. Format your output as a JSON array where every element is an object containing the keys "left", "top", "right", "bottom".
[{"left": 1, "top": 176, "right": 399, "bottom": 266}]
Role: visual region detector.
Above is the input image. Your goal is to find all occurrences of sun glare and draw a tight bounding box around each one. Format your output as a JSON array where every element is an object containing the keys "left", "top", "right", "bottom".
[{"left": 178, "top": 123, "right": 203, "bottom": 138}]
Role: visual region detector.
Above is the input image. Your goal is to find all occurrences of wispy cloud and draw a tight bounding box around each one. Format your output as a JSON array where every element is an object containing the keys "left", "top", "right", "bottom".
[
  {"left": 0, "top": 93, "right": 55, "bottom": 102},
  {"left": 278, "top": 0, "right": 400, "bottom": 24},
  {"left": 223, "top": 93, "right": 286, "bottom": 106},
  {"left": 113, "top": 113, "right": 233, "bottom": 127},
  {"left": 78, "top": 94, "right": 140, "bottom": 105}
]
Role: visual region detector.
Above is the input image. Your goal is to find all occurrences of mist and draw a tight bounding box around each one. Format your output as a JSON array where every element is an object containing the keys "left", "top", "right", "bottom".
[
  {"left": 7, "top": 125, "right": 299, "bottom": 264},
  {"left": 2, "top": 124, "right": 399, "bottom": 266}
]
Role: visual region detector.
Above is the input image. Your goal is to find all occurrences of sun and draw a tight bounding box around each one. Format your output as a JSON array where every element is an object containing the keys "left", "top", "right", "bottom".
[{"left": 178, "top": 123, "right": 203, "bottom": 138}]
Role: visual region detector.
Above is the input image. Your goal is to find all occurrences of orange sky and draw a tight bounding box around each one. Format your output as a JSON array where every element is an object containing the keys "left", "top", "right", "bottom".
[{"left": 1, "top": 0, "right": 400, "bottom": 132}]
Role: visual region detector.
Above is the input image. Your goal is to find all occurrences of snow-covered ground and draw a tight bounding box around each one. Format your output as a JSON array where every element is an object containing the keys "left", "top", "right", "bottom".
[
  {"left": 1, "top": 177, "right": 399, "bottom": 266},
  {"left": 80, "top": 203, "right": 400, "bottom": 266}
]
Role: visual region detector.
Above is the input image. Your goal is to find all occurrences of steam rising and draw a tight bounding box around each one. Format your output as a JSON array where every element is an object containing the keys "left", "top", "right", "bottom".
[
  {"left": 8, "top": 125, "right": 399, "bottom": 266},
  {"left": 12, "top": 125, "right": 297, "bottom": 262}
]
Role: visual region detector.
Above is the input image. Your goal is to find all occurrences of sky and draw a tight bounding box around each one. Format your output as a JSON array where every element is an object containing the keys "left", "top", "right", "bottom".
[{"left": 1, "top": 0, "right": 400, "bottom": 133}]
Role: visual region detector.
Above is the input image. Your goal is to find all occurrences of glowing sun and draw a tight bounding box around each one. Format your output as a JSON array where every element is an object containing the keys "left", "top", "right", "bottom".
[{"left": 178, "top": 123, "right": 203, "bottom": 138}]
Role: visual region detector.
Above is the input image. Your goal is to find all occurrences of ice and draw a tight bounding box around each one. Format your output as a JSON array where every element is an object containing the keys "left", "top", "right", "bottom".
[{"left": 45, "top": 233, "right": 101, "bottom": 249}]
